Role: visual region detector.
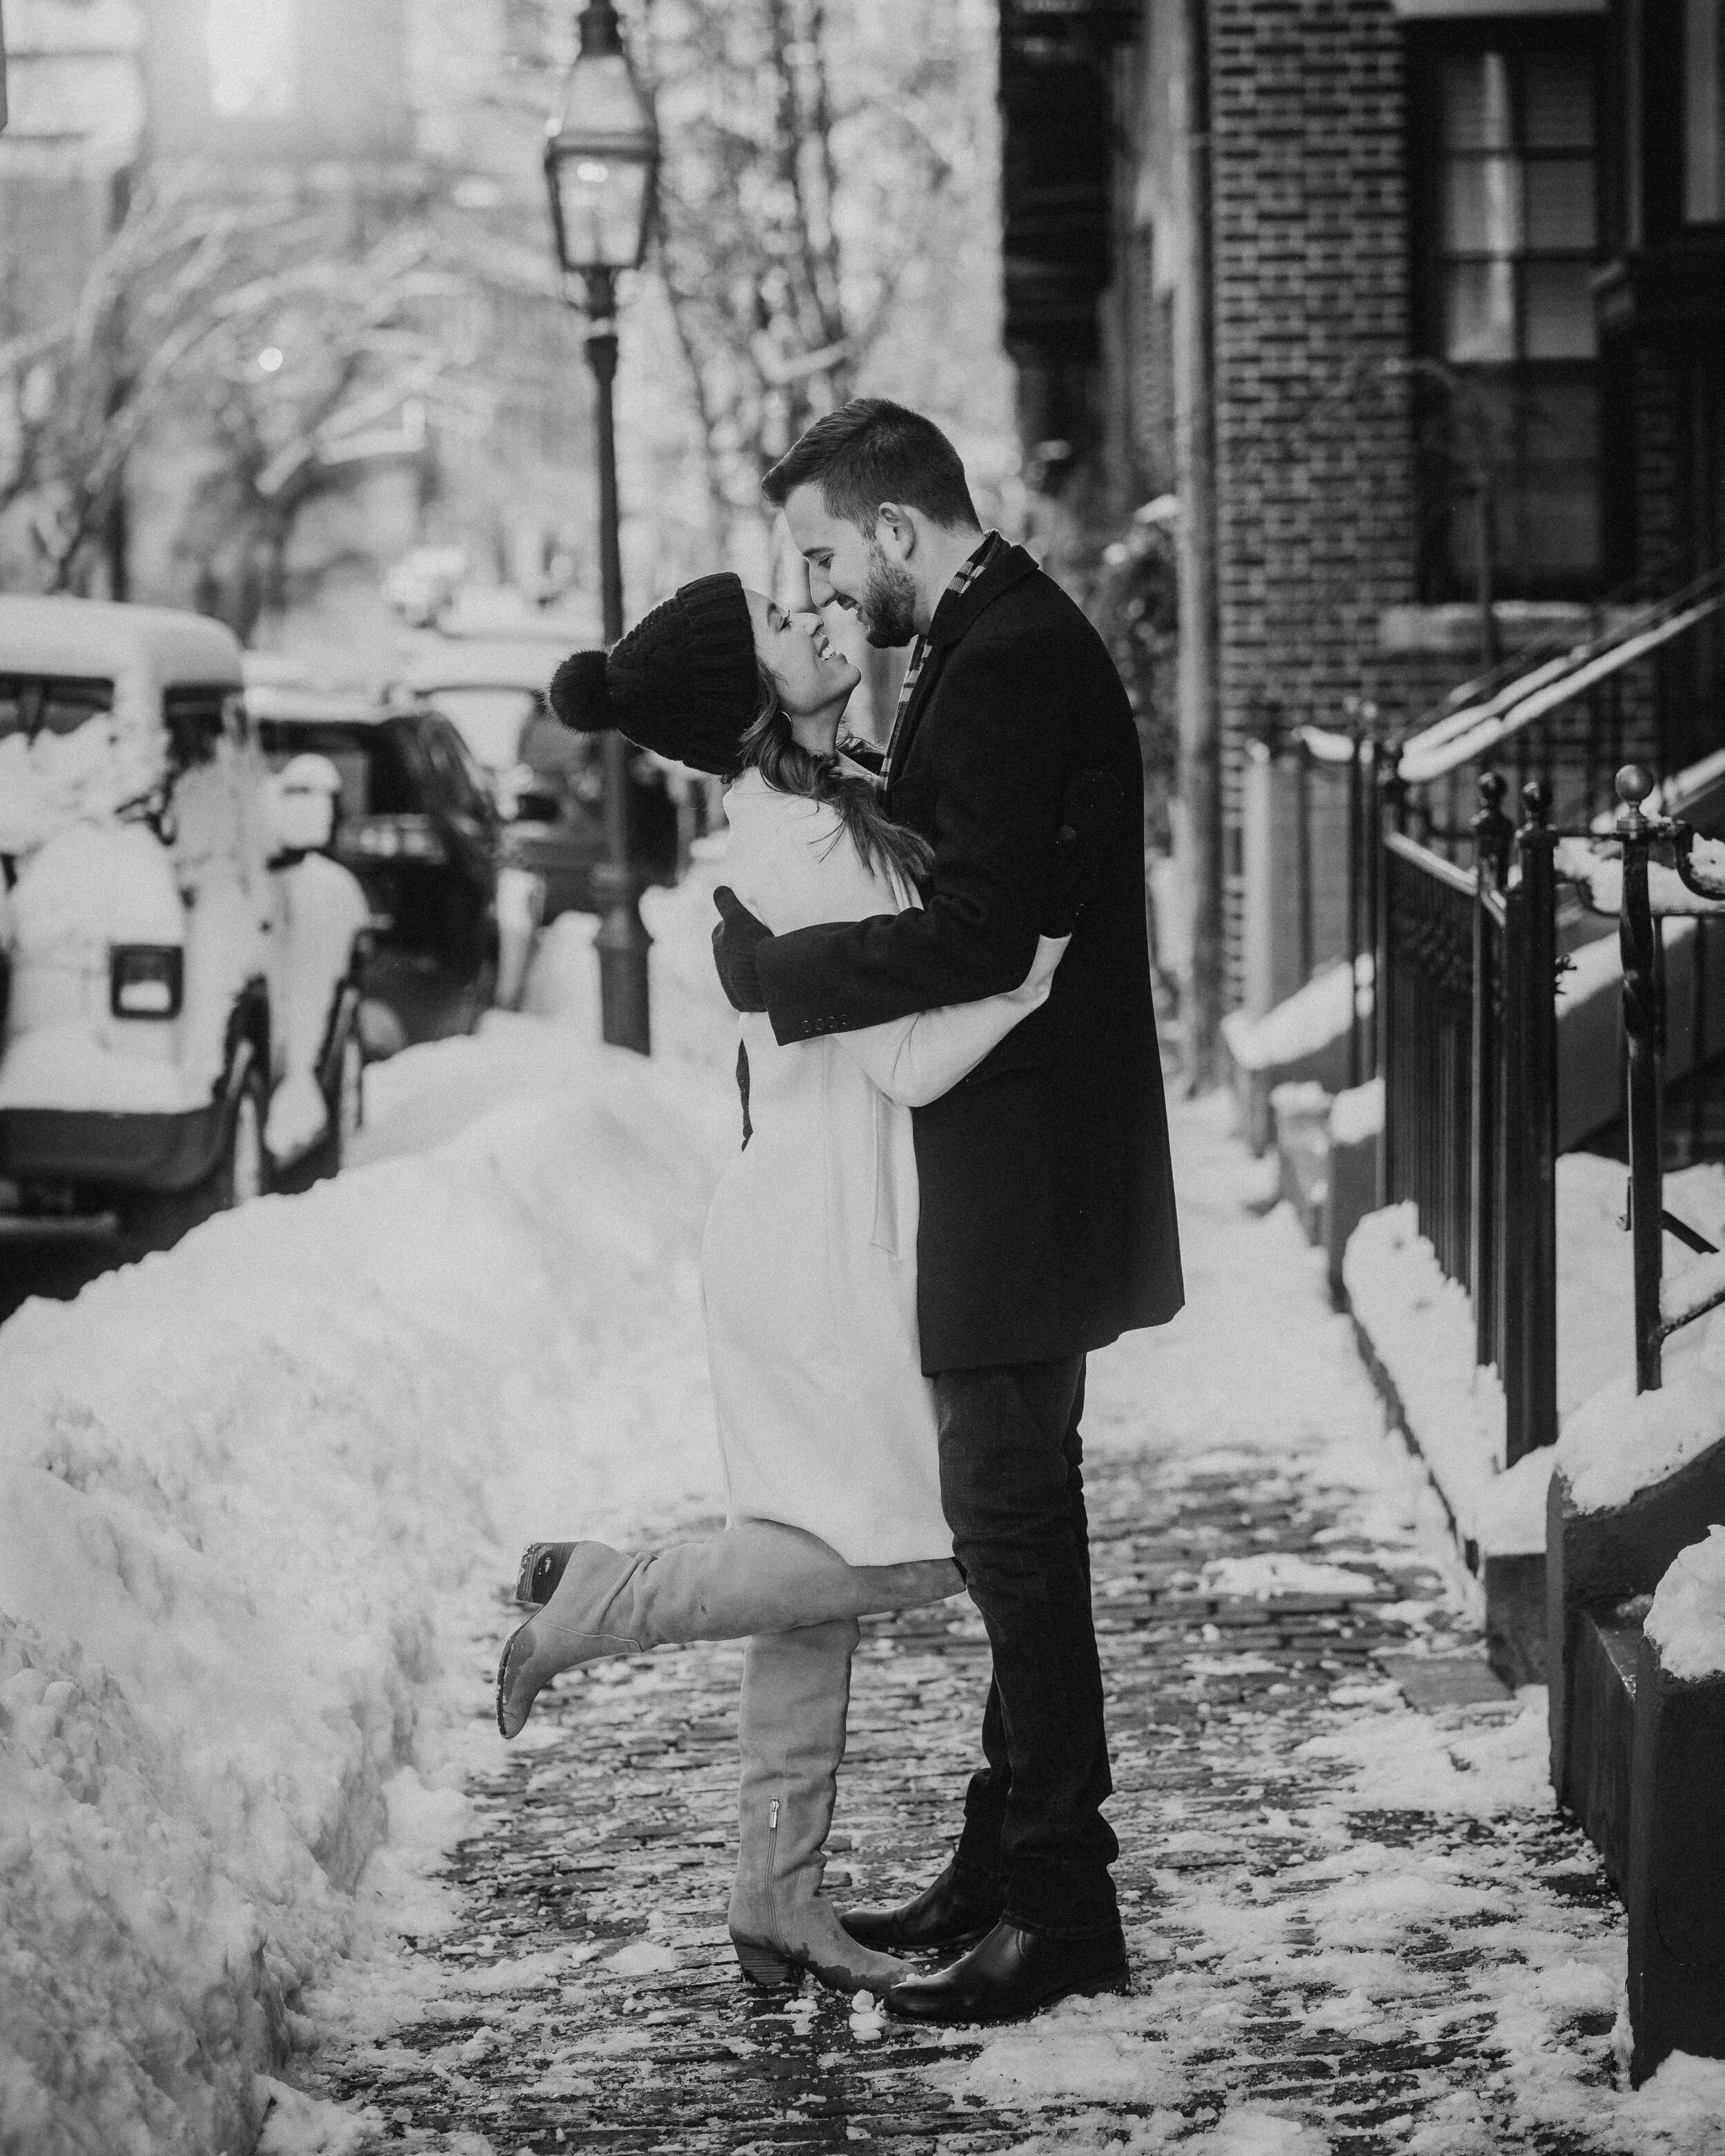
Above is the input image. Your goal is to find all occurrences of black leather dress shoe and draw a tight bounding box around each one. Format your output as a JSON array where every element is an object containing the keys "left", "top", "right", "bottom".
[
  {"left": 884, "top": 1919, "right": 1130, "bottom": 2026},
  {"left": 840, "top": 1861, "right": 1004, "bottom": 1952}
]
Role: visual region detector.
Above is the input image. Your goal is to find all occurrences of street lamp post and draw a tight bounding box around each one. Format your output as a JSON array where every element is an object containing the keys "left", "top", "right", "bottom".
[{"left": 544, "top": 0, "right": 659, "bottom": 1055}]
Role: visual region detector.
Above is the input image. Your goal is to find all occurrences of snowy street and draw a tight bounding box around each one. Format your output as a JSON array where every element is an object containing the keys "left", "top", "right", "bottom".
[
  {"left": 4, "top": 889, "right": 1724, "bottom": 2154},
  {"left": 289, "top": 1102, "right": 1685, "bottom": 2156}
]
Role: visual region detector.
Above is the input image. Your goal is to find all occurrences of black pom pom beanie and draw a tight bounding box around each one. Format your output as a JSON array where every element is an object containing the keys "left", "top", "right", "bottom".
[{"left": 548, "top": 571, "right": 758, "bottom": 776}]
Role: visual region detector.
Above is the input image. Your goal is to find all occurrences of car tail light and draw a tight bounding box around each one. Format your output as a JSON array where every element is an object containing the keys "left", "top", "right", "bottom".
[
  {"left": 110, "top": 945, "right": 184, "bottom": 1019},
  {"left": 348, "top": 815, "right": 448, "bottom": 864}
]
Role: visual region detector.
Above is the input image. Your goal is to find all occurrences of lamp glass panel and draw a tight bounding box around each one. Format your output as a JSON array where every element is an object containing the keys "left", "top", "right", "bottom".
[
  {"left": 1439, "top": 53, "right": 1512, "bottom": 151},
  {"left": 1686, "top": 0, "right": 1725, "bottom": 221},
  {"left": 549, "top": 50, "right": 656, "bottom": 268},
  {"left": 553, "top": 154, "right": 651, "bottom": 269},
  {"left": 1523, "top": 261, "right": 1597, "bottom": 359},
  {"left": 1444, "top": 260, "right": 1517, "bottom": 363},
  {"left": 1524, "top": 158, "right": 1596, "bottom": 250},
  {"left": 1522, "top": 49, "right": 1595, "bottom": 150},
  {"left": 1444, "top": 156, "right": 1522, "bottom": 253}
]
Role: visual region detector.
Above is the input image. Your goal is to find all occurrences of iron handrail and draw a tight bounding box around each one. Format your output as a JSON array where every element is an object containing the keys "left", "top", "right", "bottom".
[
  {"left": 1399, "top": 586, "right": 1725, "bottom": 787},
  {"left": 1394, "top": 560, "right": 1725, "bottom": 784}
]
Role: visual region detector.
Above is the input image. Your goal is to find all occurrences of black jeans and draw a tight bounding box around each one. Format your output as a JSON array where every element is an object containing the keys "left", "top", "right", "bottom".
[{"left": 934, "top": 1354, "right": 1119, "bottom": 1938}]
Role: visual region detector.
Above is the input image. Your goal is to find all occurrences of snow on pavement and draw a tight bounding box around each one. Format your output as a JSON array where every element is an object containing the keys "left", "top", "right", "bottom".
[{"left": 308, "top": 1093, "right": 1719, "bottom": 2154}]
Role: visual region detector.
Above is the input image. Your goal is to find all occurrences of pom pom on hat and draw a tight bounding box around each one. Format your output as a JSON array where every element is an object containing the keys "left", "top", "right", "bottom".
[
  {"left": 549, "top": 648, "right": 612, "bottom": 733},
  {"left": 545, "top": 571, "right": 758, "bottom": 775}
]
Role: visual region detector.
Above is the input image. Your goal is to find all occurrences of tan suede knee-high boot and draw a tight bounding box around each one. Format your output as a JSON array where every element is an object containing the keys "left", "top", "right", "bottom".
[
  {"left": 495, "top": 1525, "right": 960, "bottom": 1739},
  {"left": 727, "top": 1619, "right": 908, "bottom": 1996}
]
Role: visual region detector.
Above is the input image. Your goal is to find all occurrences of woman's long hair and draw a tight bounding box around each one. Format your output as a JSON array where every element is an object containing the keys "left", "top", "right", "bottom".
[{"left": 736, "top": 663, "right": 933, "bottom": 891}]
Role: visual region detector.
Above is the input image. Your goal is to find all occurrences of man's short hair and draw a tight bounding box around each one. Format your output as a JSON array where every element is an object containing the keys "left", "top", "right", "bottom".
[{"left": 762, "top": 398, "right": 980, "bottom": 534}]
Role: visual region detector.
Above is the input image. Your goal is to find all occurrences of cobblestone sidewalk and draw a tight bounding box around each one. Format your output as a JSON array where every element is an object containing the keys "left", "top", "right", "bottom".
[{"left": 302, "top": 1112, "right": 1642, "bottom": 2155}]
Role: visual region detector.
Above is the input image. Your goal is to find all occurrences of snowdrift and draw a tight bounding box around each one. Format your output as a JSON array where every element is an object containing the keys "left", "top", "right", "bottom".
[{"left": 0, "top": 995, "right": 734, "bottom": 2153}]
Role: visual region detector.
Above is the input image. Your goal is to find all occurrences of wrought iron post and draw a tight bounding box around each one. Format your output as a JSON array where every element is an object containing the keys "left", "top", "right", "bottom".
[
  {"left": 1470, "top": 772, "right": 1513, "bottom": 1367},
  {"left": 1376, "top": 759, "right": 1407, "bottom": 1209},
  {"left": 1295, "top": 731, "right": 1314, "bottom": 987},
  {"left": 1617, "top": 763, "right": 1664, "bottom": 1391},
  {"left": 583, "top": 267, "right": 653, "bottom": 1056},
  {"left": 1363, "top": 737, "right": 1381, "bottom": 1081},
  {"left": 1515, "top": 779, "right": 1559, "bottom": 1458},
  {"left": 1346, "top": 722, "right": 1364, "bottom": 1091}
]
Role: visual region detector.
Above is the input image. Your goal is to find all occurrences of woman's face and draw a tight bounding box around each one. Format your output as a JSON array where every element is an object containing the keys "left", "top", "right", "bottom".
[{"left": 746, "top": 590, "right": 859, "bottom": 750}]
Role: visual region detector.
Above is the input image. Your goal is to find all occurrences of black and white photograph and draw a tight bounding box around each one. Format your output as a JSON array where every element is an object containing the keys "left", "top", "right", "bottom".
[{"left": 2, "top": 1, "right": 1725, "bottom": 2151}]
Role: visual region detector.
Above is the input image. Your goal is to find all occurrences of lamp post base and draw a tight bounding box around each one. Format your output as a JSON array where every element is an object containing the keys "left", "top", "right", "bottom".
[{"left": 592, "top": 863, "right": 652, "bottom": 1056}]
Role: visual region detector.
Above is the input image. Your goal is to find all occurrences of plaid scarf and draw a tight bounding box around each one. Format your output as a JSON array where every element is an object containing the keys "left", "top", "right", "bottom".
[{"left": 883, "top": 530, "right": 1003, "bottom": 773}]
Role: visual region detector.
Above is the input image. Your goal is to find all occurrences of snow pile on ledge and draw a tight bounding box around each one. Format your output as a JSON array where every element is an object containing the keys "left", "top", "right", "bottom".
[
  {"left": 1646, "top": 1527, "right": 1725, "bottom": 1681},
  {"left": 1557, "top": 1314, "right": 1725, "bottom": 1515},
  {"left": 0, "top": 1015, "right": 732, "bottom": 2153},
  {"left": 1342, "top": 1200, "right": 1534, "bottom": 1556},
  {"left": 1221, "top": 956, "right": 1372, "bottom": 1074},
  {"left": 1330, "top": 1076, "right": 1383, "bottom": 1149},
  {"left": 1346, "top": 1158, "right": 1725, "bottom": 1552}
]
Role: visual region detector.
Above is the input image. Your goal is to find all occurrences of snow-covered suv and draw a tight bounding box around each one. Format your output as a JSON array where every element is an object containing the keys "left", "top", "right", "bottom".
[{"left": 0, "top": 597, "right": 368, "bottom": 1245}]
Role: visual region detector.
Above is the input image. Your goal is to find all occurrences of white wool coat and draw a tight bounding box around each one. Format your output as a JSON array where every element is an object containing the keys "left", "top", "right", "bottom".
[{"left": 700, "top": 767, "right": 1064, "bottom": 1566}]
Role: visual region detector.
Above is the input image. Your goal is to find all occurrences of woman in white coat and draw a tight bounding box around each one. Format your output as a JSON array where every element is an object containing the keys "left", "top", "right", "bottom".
[{"left": 497, "top": 572, "right": 1114, "bottom": 1998}]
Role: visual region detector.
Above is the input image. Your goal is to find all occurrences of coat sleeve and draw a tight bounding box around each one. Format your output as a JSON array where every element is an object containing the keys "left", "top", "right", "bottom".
[
  {"left": 839, "top": 934, "right": 1067, "bottom": 1107},
  {"left": 758, "top": 801, "right": 1069, "bottom": 1107},
  {"left": 754, "top": 637, "right": 1070, "bottom": 1044}
]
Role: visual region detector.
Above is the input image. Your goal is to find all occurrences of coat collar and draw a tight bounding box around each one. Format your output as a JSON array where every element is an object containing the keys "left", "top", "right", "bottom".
[{"left": 925, "top": 542, "right": 1039, "bottom": 651}]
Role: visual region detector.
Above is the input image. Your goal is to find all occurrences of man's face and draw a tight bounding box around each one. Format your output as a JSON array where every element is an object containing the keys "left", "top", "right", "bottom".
[{"left": 782, "top": 483, "right": 919, "bottom": 649}]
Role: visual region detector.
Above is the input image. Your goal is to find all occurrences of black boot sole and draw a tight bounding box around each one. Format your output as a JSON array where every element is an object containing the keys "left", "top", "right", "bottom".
[{"left": 886, "top": 1959, "right": 1130, "bottom": 2027}]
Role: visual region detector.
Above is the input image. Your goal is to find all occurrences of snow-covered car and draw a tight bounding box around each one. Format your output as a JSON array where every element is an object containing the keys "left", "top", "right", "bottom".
[
  {"left": 393, "top": 632, "right": 680, "bottom": 923},
  {"left": 249, "top": 687, "right": 504, "bottom": 1051},
  {"left": 0, "top": 598, "right": 370, "bottom": 1243}
]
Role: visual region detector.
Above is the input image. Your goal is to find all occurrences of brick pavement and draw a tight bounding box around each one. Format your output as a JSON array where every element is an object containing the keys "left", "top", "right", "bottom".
[{"left": 312, "top": 1439, "right": 1626, "bottom": 2156}]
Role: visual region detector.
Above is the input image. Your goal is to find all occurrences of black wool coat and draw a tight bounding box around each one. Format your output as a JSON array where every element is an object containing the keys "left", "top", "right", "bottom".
[{"left": 755, "top": 543, "right": 1183, "bottom": 1375}]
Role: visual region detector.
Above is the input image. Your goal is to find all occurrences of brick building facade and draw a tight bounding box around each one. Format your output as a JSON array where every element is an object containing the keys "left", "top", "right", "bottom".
[{"left": 999, "top": 0, "right": 1725, "bottom": 1067}]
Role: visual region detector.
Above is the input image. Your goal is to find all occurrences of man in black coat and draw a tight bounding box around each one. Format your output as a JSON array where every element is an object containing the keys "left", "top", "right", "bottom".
[{"left": 712, "top": 399, "right": 1183, "bottom": 2024}]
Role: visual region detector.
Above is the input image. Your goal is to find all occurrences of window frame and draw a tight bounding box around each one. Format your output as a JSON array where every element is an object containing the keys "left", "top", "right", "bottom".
[{"left": 1406, "top": 14, "right": 1608, "bottom": 604}]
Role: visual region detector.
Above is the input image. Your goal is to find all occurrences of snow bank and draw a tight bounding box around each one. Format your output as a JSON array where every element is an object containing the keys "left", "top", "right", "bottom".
[
  {"left": 0, "top": 1003, "right": 733, "bottom": 2150},
  {"left": 1645, "top": 1527, "right": 1725, "bottom": 1681}
]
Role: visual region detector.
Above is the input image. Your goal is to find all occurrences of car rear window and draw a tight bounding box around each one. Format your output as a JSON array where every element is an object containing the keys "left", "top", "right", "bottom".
[
  {"left": 164, "top": 684, "right": 235, "bottom": 771},
  {"left": 424, "top": 687, "right": 538, "bottom": 773},
  {"left": 0, "top": 674, "right": 115, "bottom": 742},
  {"left": 255, "top": 720, "right": 423, "bottom": 818}
]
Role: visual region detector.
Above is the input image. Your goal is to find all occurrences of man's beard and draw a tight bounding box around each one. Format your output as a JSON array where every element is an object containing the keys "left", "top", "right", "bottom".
[{"left": 858, "top": 544, "right": 919, "bottom": 647}]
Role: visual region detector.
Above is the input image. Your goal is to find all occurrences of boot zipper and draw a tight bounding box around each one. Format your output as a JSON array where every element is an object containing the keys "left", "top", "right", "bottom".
[
  {"left": 767, "top": 1798, "right": 782, "bottom": 1932},
  {"left": 769, "top": 1799, "right": 780, "bottom": 1830}
]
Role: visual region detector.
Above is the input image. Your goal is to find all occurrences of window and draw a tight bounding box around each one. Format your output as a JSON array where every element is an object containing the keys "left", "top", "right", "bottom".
[
  {"left": 1412, "top": 32, "right": 1603, "bottom": 599},
  {"left": 255, "top": 722, "right": 420, "bottom": 818},
  {"left": 163, "top": 684, "right": 231, "bottom": 773},
  {"left": 1687, "top": 0, "right": 1725, "bottom": 223},
  {"left": 0, "top": 676, "right": 114, "bottom": 742},
  {"left": 205, "top": 0, "right": 297, "bottom": 121}
]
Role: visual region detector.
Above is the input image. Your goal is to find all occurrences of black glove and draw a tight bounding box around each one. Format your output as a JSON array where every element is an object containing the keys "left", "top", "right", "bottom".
[
  {"left": 712, "top": 886, "right": 771, "bottom": 1013},
  {"left": 1044, "top": 768, "right": 1125, "bottom": 936}
]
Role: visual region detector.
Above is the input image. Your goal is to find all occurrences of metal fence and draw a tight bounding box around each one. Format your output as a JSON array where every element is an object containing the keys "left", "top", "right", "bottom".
[
  {"left": 1379, "top": 778, "right": 1557, "bottom": 1462},
  {"left": 1610, "top": 771, "right": 1725, "bottom": 1392}
]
